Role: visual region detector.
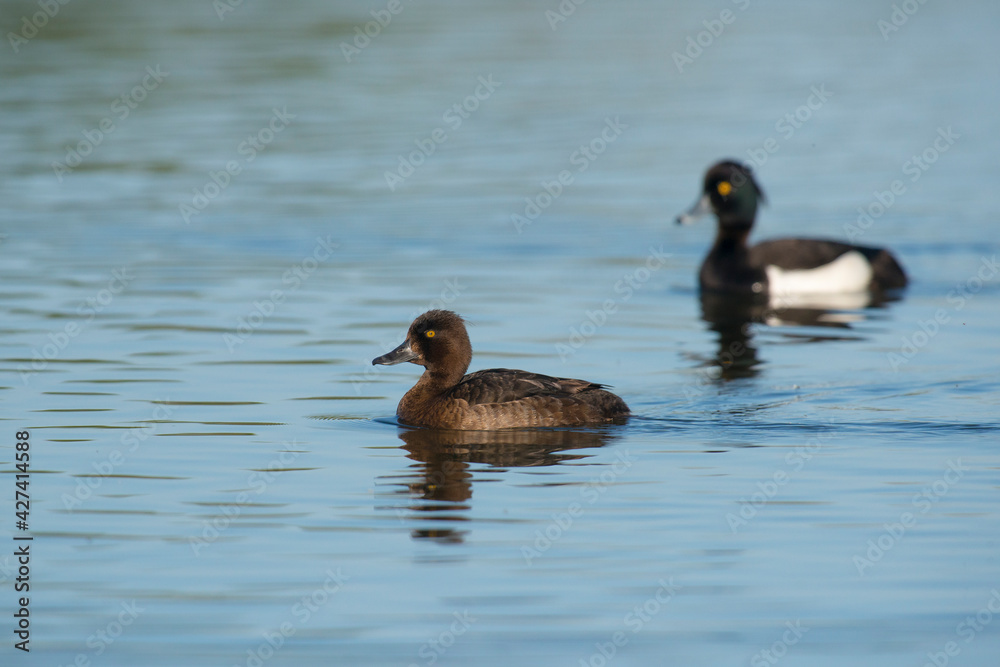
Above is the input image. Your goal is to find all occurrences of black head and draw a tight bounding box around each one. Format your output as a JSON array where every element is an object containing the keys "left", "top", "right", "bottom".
[
  {"left": 676, "top": 160, "right": 766, "bottom": 231},
  {"left": 372, "top": 310, "right": 472, "bottom": 382}
]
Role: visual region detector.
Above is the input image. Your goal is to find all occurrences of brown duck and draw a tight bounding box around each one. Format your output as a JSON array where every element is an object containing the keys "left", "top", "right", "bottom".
[{"left": 372, "top": 310, "right": 630, "bottom": 430}]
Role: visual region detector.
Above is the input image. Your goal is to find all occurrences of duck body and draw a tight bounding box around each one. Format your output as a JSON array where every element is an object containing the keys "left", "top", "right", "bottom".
[
  {"left": 398, "top": 368, "right": 628, "bottom": 430},
  {"left": 679, "top": 161, "right": 908, "bottom": 296},
  {"left": 700, "top": 234, "right": 908, "bottom": 296},
  {"left": 373, "top": 310, "right": 629, "bottom": 430}
]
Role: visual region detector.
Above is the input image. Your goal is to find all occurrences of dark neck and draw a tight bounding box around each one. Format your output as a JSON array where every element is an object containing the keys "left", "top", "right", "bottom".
[
  {"left": 711, "top": 225, "right": 752, "bottom": 256},
  {"left": 701, "top": 224, "right": 764, "bottom": 292}
]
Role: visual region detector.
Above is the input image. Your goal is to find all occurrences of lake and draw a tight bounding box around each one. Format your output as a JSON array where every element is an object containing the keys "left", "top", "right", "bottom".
[{"left": 1, "top": 0, "right": 999, "bottom": 665}]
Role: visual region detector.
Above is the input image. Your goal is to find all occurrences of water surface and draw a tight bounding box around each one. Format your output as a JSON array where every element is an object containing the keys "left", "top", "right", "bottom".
[{"left": 2, "top": 1, "right": 999, "bottom": 665}]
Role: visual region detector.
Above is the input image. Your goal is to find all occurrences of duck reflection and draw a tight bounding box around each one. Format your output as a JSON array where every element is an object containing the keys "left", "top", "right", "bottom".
[
  {"left": 377, "top": 426, "right": 618, "bottom": 544},
  {"left": 696, "top": 290, "right": 902, "bottom": 381}
]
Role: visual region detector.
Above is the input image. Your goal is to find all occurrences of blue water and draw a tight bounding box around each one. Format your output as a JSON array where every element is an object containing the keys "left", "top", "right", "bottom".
[{"left": 2, "top": 1, "right": 999, "bottom": 665}]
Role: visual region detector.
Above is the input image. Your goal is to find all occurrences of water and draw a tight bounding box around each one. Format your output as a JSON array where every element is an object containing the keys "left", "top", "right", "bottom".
[{"left": 2, "top": 0, "right": 999, "bottom": 665}]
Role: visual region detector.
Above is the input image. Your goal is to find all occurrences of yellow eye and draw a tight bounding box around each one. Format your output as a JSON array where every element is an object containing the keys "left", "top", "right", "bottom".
[
  {"left": 717, "top": 181, "right": 733, "bottom": 197},
  {"left": 425, "top": 330, "right": 435, "bottom": 338}
]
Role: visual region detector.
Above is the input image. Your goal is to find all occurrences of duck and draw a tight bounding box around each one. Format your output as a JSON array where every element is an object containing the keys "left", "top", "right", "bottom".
[
  {"left": 372, "top": 310, "right": 630, "bottom": 430},
  {"left": 676, "top": 160, "right": 908, "bottom": 296}
]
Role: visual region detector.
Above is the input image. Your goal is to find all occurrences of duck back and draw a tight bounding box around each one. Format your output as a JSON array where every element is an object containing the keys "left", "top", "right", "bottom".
[{"left": 399, "top": 368, "right": 629, "bottom": 430}]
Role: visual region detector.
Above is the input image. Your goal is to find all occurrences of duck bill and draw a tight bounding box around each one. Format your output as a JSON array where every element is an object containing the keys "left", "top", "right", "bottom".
[
  {"left": 675, "top": 194, "right": 712, "bottom": 225},
  {"left": 372, "top": 340, "right": 418, "bottom": 366}
]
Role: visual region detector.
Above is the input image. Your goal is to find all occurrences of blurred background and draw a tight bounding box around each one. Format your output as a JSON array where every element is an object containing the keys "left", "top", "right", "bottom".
[{"left": 1, "top": 1, "right": 999, "bottom": 665}]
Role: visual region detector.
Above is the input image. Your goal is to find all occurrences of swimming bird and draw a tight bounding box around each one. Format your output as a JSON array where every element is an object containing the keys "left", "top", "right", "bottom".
[
  {"left": 372, "top": 310, "right": 630, "bottom": 429},
  {"left": 677, "top": 160, "right": 908, "bottom": 296}
]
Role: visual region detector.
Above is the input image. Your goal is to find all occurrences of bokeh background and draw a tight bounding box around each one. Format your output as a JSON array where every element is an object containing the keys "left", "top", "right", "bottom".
[{"left": 2, "top": 1, "right": 999, "bottom": 665}]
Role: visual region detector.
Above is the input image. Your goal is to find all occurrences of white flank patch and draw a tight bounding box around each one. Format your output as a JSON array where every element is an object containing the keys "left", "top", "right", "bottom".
[{"left": 765, "top": 250, "right": 874, "bottom": 300}]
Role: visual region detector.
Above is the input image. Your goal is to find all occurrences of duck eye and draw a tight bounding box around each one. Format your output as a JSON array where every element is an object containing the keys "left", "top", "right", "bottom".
[
  {"left": 716, "top": 181, "right": 733, "bottom": 197},
  {"left": 425, "top": 330, "right": 435, "bottom": 338}
]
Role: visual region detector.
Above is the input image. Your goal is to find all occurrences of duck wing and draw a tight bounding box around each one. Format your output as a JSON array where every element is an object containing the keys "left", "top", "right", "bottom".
[
  {"left": 751, "top": 239, "right": 907, "bottom": 289},
  {"left": 749, "top": 238, "right": 865, "bottom": 270},
  {"left": 448, "top": 369, "right": 605, "bottom": 406}
]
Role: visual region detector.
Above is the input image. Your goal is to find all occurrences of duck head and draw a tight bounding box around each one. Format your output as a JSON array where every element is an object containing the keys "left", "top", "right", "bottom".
[
  {"left": 676, "top": 160, "right": 766, "bottom": 232},
  {"left": 372, "top": 309, "right": 472, "bottom": 383}
]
